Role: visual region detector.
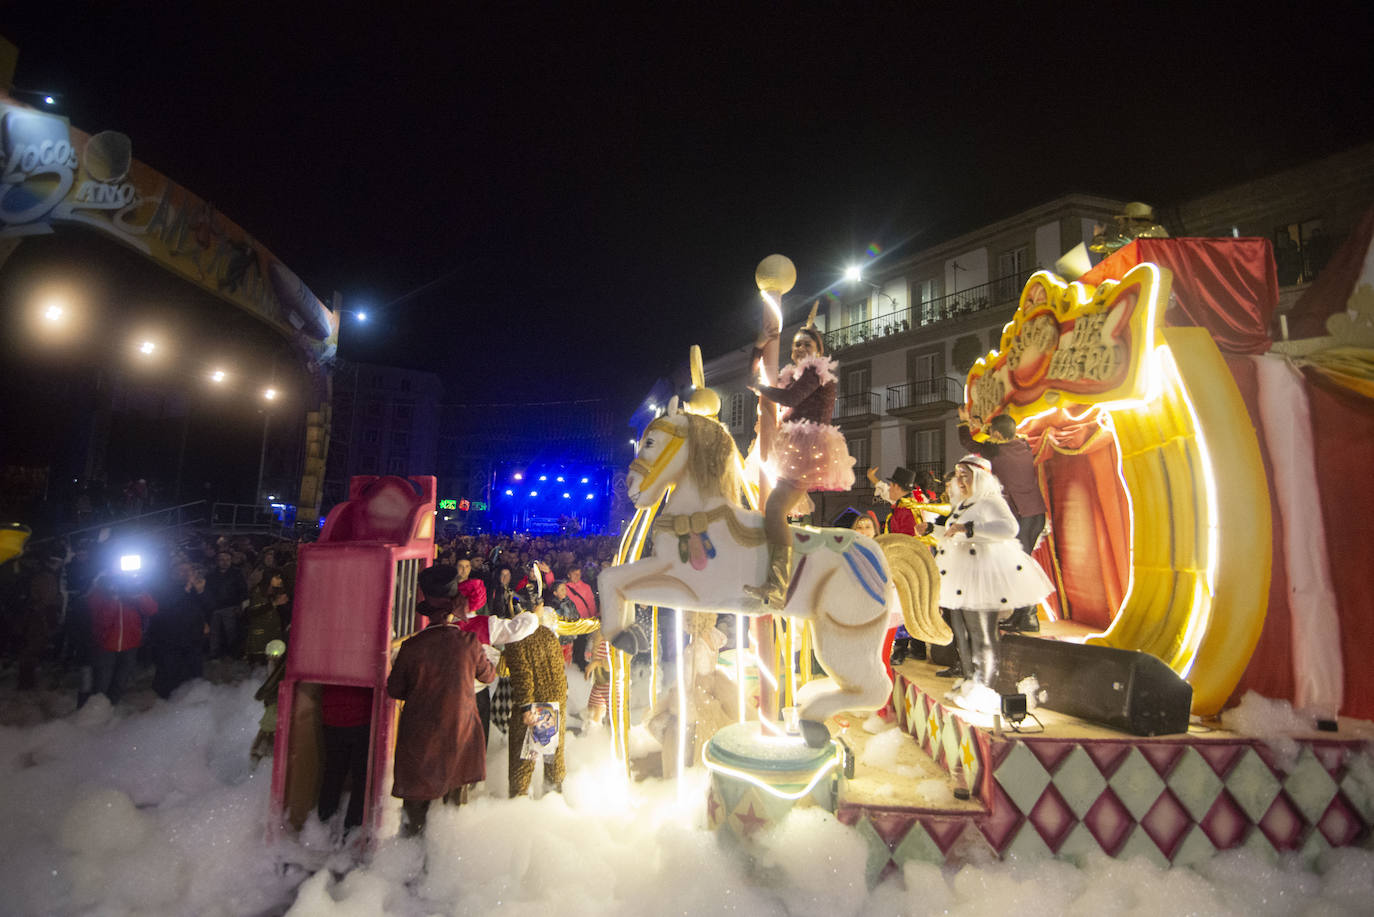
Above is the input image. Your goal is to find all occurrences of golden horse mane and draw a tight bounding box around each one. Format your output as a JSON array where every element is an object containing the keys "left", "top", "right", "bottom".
[{"left": 681, "top": 413, "right": 745, "bottom": 508}]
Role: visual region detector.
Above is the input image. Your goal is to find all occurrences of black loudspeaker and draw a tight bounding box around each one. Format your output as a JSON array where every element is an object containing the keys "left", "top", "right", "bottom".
[{"left": 991, "top": 634, "right": 1192, "bottom": 736}]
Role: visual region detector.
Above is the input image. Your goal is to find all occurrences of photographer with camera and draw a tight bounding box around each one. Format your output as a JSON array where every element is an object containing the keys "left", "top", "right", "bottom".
[{"left": 88, "top": 562, "right": 158, "bottom": 706}]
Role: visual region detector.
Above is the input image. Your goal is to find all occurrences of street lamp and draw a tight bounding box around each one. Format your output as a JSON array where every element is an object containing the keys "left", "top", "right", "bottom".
[
  {"left": 139, "top": 340, "right": 156, "bottom": 356},
  {"left": 338, "top": 308, "right": 369, "bottom": 325},
  {"left": 175, "top": 365, "right": 233, "bottom": 503},
  {"left": 845, "top": 263, "right": 901, "bottom": 310},
  {"left": 256, "top": 386, "right": 280, "bottom": 505},
  {"left": 43, "top": 303, "right": 65, "bottom": 322}
]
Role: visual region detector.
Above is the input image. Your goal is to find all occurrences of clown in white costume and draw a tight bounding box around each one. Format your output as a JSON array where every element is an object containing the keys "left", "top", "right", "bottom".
[{"left": 937, "top": 454, "right": 1054, "bottom": 710}]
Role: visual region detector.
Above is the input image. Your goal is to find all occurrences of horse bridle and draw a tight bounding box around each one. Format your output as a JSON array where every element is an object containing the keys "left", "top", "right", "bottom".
[{"left": 628, "top": 417, "right": 685, "bottom": 494}]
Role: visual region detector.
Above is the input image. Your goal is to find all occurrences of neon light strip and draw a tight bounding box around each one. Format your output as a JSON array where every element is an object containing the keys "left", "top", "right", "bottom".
[
  {"left": 609, "top": 488, "right": 666, "bottom": 767},
  {"left": 757, "top": 716, "right": 787, "bottom": 737},
  {"left": 758, "top": 291, "right": 782, "bottom": 386},
  {"left": 701, "top": 742, "right": 839, "bottom": 801},
  {"left": 616, "top": 508, "right": 647, "bottom": 565},
  {"left": 608, "top": 645, "right": 622, "bottom": 761},
  {"left": 674, "top": 606, "right": 687, "bottom": 800},
  {"left": 649, "top": 606, "right": 659, "bottom": 705},
  {"left": 1154, "top": 344, "right": 1219, "bottom": 677},
  {"left": 1156, "top": 345, "right": 1218, "bottom": 595},
  {"left": 749, "top": 649, "right": 779, "bottom": 689},
  {"left": 1016, "top": 405, "right": 1063, "bottom": 428},
  {"left": 791, "top": 615, "right": 802, "bottom": 709},
  {"left": 736, "top": 614, "right": 746, "bottom": 723}
]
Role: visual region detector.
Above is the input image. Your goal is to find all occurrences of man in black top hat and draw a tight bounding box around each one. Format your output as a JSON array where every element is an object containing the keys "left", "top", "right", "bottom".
[
  {"left": 417, "top": 563, "right": 461, "bottom": 625},
  {"left": 867, "top": 465, "right": 932, "bottom": 667}
]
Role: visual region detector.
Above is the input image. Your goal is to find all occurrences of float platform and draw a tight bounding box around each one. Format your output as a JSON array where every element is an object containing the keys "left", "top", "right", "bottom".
[{"left": 828, "top": 655, "right": 1374, "bottom": 876}]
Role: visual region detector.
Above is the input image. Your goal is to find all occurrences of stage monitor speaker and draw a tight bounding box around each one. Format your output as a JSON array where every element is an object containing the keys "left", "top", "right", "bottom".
[{"left": 992, "top": 634, "right": 1192, "bottom": 736}]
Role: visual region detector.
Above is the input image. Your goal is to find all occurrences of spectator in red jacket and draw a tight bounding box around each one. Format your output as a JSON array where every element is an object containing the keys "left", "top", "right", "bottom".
[{"left": 88, "top": 573, "right": 158, "bottom": 705}]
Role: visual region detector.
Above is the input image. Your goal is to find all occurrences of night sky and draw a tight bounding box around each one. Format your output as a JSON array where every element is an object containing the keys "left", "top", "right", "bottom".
[{"left": 5, "top": 5, "right": 1373, "bottom": 409}]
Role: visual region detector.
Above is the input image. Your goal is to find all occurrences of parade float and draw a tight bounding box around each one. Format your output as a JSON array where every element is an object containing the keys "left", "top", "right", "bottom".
[
  {"left": 266, "top": 240, "right": 1374, "bottom": 872},
  {"left": 596, "top": 244, "right": 1374, "bottom": 876}
]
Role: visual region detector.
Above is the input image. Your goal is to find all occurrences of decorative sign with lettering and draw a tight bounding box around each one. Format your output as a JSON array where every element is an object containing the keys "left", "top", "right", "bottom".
[
  {"left": 0, "top": 100, "right": 337, "bottom": 362},
  {"left": 470, "top": 500, "right": 488, "bottom": 512},
  {"left": 438, "top": 499, "right": 458, "bottom": 510},
  {"left": 458, "top": 499, "right": 471, "bottom": 512},
  {"left": 965, "top": 263, "right": 1171, "bottom": 429}
]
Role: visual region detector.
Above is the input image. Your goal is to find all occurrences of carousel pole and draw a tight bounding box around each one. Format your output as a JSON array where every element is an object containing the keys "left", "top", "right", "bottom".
[{"left": 752, "top": 255, "right": 796, "bottom": 723}]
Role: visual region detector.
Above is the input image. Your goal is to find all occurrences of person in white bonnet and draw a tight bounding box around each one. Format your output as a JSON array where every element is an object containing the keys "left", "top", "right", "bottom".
[{"left": 936, "top": 455, "right": 1054, "bottom": 712}]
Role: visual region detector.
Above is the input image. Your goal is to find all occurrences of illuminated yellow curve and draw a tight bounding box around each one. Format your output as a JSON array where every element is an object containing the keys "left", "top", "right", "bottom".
[
  {"left": 1159, "top": 329, "right": 1271, "bottom": 712},
  {"left": 1084, "top": 329, "right": 1270, "bottom": 715}
]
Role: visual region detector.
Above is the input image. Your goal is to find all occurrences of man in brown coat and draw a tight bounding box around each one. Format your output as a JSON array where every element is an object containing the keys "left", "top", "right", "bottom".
[{"left": 387, "top": 565, "right": 496, "bottom": 836}]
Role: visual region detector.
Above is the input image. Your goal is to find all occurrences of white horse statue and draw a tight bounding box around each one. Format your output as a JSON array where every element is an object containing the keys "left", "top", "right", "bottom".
[{"left": 598, "top": 400, "right": 949, "bottom": 747}]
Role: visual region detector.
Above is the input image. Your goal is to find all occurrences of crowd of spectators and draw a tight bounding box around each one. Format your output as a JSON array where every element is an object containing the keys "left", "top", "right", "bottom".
[
  {"left": 0, "top": 531, "right": 300, "bottom": 707},
  {"left": 0, "top": 528, "right": 622, "bottom": 710}
]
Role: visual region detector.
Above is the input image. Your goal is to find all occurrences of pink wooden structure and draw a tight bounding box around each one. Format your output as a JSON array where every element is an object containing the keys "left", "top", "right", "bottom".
[{"left": 270, "top": 474, "right": 435, "bottom": 835}]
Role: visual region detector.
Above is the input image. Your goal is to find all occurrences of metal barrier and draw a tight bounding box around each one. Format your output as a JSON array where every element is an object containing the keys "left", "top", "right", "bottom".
[
  {"left": 210, "top": 502, "right": 292, "bottom": 535},
  {"left": 56, "top": 500, "right": 209, "bottom": 541}
]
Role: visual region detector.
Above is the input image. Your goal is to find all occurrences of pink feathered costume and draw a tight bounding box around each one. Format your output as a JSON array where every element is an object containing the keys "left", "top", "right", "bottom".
[{"left": 755, "top": 354, "right": 855, "bottom": 492}]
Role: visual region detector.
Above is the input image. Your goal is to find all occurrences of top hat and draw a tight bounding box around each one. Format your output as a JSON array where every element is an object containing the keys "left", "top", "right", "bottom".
[
  {"left": 418, "top": 564, "right": 459, "bottom": 599},
  {"left": 890, "top": 466, "right": 917, "bottom": 491}
]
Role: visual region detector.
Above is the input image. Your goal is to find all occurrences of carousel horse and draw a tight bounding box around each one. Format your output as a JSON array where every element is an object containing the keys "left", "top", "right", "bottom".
[{"left": 598, "top": 399, "right": 949, "bottom": 747}]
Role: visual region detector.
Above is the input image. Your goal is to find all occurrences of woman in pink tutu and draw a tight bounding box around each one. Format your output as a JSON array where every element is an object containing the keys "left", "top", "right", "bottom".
[{"left": 745, "top": 321, "right": 856, "bottom": 606}]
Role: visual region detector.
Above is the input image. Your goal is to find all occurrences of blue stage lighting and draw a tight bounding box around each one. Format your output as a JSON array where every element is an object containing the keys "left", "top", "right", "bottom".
[
  {"left": 513, "top": 472, "right": 523, "bottom": 481},
  {"left": 529, "top": 490, "right": 538, "bottom": 497},
  {"left": 538, "top": 475, "right": 547, "bottom": 481},
  {"left": 580, "top": 477, "right": 589, "bottom": 483},
  {"left": 556, "top": 476, "right": 564, "bottom": 482},
  {"left": 562, "top": 492, "right": 570, "bottom": 499},
  {"left": 505, "top": 489, "right": 514, "bottom": 496},
  {"left": 585, "top": 493, "right": 594, "bottom": 500}
]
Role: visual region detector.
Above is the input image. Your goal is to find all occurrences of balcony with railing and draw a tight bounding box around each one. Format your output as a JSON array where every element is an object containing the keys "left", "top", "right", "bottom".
[
  {"left": 886, "top": 377, "right": 963, "bottom": 418},
  {"left": 824, "top": 270, "right": 1033, "bottom": 353},
  {"left": 833, "top": 390, "right": 883, "bottom": 425}
]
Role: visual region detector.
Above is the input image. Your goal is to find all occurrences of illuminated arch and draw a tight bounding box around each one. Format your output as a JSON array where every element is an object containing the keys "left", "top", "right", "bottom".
[{"left": 966, "top": 264, "right": 1271, "bottom": 715}]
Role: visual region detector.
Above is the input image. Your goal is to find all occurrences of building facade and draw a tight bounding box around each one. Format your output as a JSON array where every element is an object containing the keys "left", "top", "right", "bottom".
[{"left": 325, "top": 361, "right": 443, "bottom": 508}]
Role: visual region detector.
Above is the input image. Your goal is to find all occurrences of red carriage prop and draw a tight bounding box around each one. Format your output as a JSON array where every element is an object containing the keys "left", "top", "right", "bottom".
[{"left": 270, "top": 475, "right": 435, "bottom": 836}]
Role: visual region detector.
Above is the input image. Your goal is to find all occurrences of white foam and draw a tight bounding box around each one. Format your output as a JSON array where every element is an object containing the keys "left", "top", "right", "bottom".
[
  {"left": 2, "top": 675, "right": 1373, "bottom": 915},
  {"left": 1221, "top": 691, "right": 1316, "bottom": 771},
  {"left": 858, "top": 724, "right": 921, "bottom": 778}
]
